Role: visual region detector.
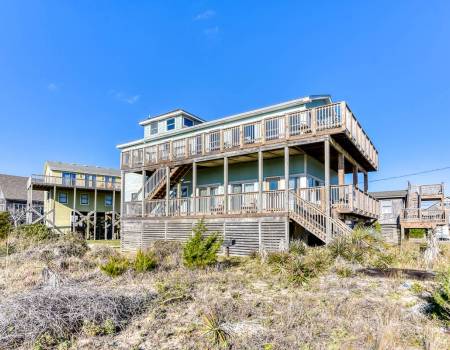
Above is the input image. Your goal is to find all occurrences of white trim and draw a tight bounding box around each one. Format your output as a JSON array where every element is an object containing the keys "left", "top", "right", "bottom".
[{"left": 139, "top": 109, "right": 205, "bottom": 126}]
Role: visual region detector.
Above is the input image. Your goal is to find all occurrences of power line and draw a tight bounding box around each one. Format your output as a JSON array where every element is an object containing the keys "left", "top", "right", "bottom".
[{"left": 370, "top": 166, "right": 450, "bottom": 183}]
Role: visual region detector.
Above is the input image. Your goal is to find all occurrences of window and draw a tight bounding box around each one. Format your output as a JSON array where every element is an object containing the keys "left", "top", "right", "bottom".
[
  {"left": 62, "top": 172, "right": 76, "bottom": 186},
  {"left": 58, "top": 192, "right": 68, "bottom": 204},
  {"left": 131, "top": 193, "right": 138, "bottom": 201},
  {"left": 85, "top": 174, "right": 96, "bottom": 188},
  {"left": 166, "top": 118, "right": 175, "bottom": 131},
  {"left": 381, "top": 201, "right": 393, "bottom": 215},
  {"left": 183, "top": 118, "right": 193, "bottom": 127},
  {"left": 80, "top": 194, "right": 89, "bottom": 205},
  {"left": 150, "top": 121, "right": 158, "bottom": 135},
  {"left": 267, "top": 177, "right": 279, "bottom": 191},
  {"left": 105, "top": 194, "right": 113, "bottom": 206}
]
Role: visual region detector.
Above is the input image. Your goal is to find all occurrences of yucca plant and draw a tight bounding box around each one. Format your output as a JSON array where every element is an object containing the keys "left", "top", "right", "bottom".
[
  {"left": 201, "top": 311, "right": 230, "bottom": 348},
  {"left": 432, "top": 269, "right": 450, "bottom": 325}
]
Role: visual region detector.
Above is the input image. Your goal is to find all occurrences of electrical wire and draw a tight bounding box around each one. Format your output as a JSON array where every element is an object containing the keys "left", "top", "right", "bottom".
[{"left": 370, "top": 166, "right": 450, "bottom": 183}]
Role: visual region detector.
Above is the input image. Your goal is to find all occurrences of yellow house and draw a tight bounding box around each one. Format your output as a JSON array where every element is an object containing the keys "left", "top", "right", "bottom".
[{"left": 27, "top": 161, "right": 121, "bottom": 239}]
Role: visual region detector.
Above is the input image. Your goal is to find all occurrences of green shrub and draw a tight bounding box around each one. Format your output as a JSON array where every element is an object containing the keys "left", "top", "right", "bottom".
[
  {"left": 134, "top": 250, "right": 157, "bottom": 272},
  {"left": 287, "top": 248, "right": 332, "bottom": 285},
  {"left": 0, "top": 211, "right": 11, "bottom": 240},
  {"left": 289, "top": 240, "right": 307, "bottom": 256},
  {"left": 431, "top": 269, "right": 450, "bottom": 325},
  {"left": 16, "top": 224, "right": 56, "bottom": 242},
  {"left": 82, "top": 319, "right": 117, "bottom": 336},
  {"left": 183, "top": 220, "right": 222, "bottom": 269},
  {"left": 266, "top": 251, "right": 291, "bottom": 266},
  {"left": 100, "top": 255, "right": 130, "bottom": 277},
  {"left": 409, "top": 228, "right": 426, "bottom": 239},
  {"left": 369, "top": 251, "right": 396, "bottom": 270}
]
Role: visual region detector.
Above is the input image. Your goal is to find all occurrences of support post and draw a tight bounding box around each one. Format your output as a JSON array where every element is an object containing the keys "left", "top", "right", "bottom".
[
  {"left": 141, "top": 170, "right": 146, "bottom": 218},
  {"left": 364, "top": 172, "right": 368, "bottom": 193},
  {"left": 258, "top": 150, "right": 263, "bottom": 212},
  {"left": 284, "top": 145, "right": 290, "bottom": 213},
  {"left": 26, "top": 183, "right": 33, "bottom": 224},
  {"left": 338, "top": 153, "right": 345, "bottom": 186},
  {"left": 165, "top": 166, "right": 170, "bottom": 216},
  {"left": 193, "top": 162, "right": 197, "bottom": 214},
  {"left": 224, "top": 156, "right": 229, "bottom": 214},
  {"left": 324, "top": 138, "right": 331, "bottom": 241},
  {"left": 93, "top": 188, "right": 97, "bottom": 240},
  {"left": 52, "top": 185, "right": 56, "bottom": 229},
  {"left": 353, "top": 166, "right": 358, "bottom": 188},
  {"left": 72, "top": 187, "right": 77, "bottom": 233},
  {"left": 120, "top": 170, "right": 125, "bottom": 242},
  {"left": 112, "top": 190, "right": 116, "bottom": 240}
]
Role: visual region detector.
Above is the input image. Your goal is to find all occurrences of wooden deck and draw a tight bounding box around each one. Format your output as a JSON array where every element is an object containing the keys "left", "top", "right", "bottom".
[
  {"left": 28, "top": 174, "right": 121, "bottom": 191},
  {"left": 121, "top": 102, "right": 378, "bottom": 173}
]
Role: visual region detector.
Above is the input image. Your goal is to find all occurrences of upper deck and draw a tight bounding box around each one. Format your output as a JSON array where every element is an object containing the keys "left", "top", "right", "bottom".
[{"left": 119, "top": 100, "right": 378, "bottom": 173}]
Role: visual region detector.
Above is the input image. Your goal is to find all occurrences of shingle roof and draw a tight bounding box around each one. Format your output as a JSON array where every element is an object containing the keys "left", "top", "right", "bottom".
[
  {"left": 0, "top": 174, "right": 44, "bottom": 202},
  {"left": 45, "top": 161, "right": 121, "bottom": 177},
  {"left": 369, "top": 190, "right": 408, "bottom": 199}
]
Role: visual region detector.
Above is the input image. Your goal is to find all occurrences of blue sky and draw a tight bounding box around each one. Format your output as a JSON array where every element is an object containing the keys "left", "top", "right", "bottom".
[{"left": 1, "top": 1, "right": 450, "bottom": 192}]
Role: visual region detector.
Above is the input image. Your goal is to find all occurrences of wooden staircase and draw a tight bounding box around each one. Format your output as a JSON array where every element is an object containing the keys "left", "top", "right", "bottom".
[
  {"left": 142, "top": 165, "right": 192, "bottom": 201},
  {"left": 289, "top": 191, "right": 352, "bottom": 243}
]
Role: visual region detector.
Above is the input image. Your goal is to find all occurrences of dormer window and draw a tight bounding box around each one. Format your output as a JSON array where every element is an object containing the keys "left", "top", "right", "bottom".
[
  {"left": 166, "top": 118, "right": 175, "bottom": 131},
  {"left": 183, "top": 118, "right": 193, "bottom": 127},
  {"left": 150, "top": 121, "right": 158, "bottom": 135}
]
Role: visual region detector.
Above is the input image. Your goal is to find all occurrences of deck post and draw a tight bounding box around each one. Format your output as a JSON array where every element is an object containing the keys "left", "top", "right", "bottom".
[
  {"left": 141, "top": 170, "right": 146, "bottom": 217},
  {"left": 165, "top": 166, "right": 170, "bottom": 216},
  {"left": 284, "top": 145, "right": 290, "bottom": 250},
  {"left": 72, "top": 186, "right": 76, "bottom": 233},
  {"left": 338, "top": 153, "right": 345, "bottom": 186},
  {"left": 363, "top": 172, "right": 368, "bottom": 193},
  {"left": 258, "top": 150, "right": 263, "bottom": 212},
  {"left": 93, "top": 188, "right": 97, "bottom": 240},
  {"left": 193, "top": 162, "right": 197, "bottom": 214},
  {"left": 324, "top": 138, "right": 331, "bottom": 241},
  {"left": 26, "top": 183, "right": 33, "bottom": 224},
  {"left": 52, "top": 185, "right": 56, "bottom": 229},
  {"left": 353, "top": 166, "right": 358, "bottom": 188},
  {"left": 112, "top": 190, "right": 116, "bottom": 240},
  {"left": 224, "top": 156, "right": 229, "bottom": 214}
]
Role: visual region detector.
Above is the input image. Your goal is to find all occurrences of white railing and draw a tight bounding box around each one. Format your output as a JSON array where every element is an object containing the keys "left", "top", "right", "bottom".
[
  {"left": 125, "top": 201, "right": 142, "bottom": 216},
  {"left": 298, "top": 185, "right": 379, "bottom": 218},
  {"left": 122, "top": 102, "right": 378, "bottom": 170},
  {"left": 30, "top": 174, "right": 121, "bottom": 191},
  {"left": 262, "top": 190, "right": 285, "bottom": 212},
  {"left": 228, "top": 192, "right": 258, "bottom": 214}
]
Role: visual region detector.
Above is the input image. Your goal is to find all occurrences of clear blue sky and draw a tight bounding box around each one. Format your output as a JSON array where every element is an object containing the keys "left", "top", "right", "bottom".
[{"left": 1, "top": 1, "right": 450, "bottom": 192}]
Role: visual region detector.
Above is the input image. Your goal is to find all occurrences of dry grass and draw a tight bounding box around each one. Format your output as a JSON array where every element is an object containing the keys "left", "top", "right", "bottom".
[{"left": 1, "top": 231, "right": 449, "bottom": 349}]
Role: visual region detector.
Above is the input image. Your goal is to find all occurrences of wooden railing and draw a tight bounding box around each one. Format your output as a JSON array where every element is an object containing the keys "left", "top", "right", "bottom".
[
  {"left": 122, "top": 102, "right": 378, "bottom": 170},
  {"left": 400, "top": 208, "right": 448, "bottom": 225},
  {"left": 297, "top": 185, "right": 379, "bottom": 218},
  {"left": 29, "top": 174, "right": 121, "bottom": 191},
  {"left": 418, "top": 184, "right": 444, "bottom": 197},
  {"left": 0, "top": 200, "right": 6, "bottom": 212}
]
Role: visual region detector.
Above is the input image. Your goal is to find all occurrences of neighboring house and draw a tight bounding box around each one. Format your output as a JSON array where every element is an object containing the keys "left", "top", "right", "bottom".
[
  {"left": 27, "top": 161, "right": 121, "bottom": 239},
  {"left": 117, "top": 95, "right": 380, "bottom": 255},
  {"left": 371, "top": 182, "right": 448, "bottom": 242},
  {"left": 370, "top": 190, "right": 407, "bottom": 243},
  {"left": 0, "top": 174, "right": 43, "bottom": 225}
]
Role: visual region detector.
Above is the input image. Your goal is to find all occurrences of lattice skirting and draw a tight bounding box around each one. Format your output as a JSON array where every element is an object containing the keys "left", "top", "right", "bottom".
[{"left": 121, "top": 216, "right": 288, "bottom": 256}]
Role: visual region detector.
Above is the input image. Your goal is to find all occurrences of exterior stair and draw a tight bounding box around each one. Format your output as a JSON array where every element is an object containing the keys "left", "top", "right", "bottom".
[
  {"left": 139, "top": 165, "right": 191, "bottom": 201},
  {"left": 289, "top": 191, "right": 353, "bottom": 243}
]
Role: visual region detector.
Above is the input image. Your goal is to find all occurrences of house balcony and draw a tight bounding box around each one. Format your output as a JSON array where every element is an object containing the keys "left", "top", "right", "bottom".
[
  {"left": 28, "top": 174, "right": 121, "bottom": 192},
  {"left": 124, "top": 185, "right": 379, "bottom": 219},
  {"left": 400, "top": 208, "right": 448, "bottom": 228},
  {"left": 413, "top": 184, "right": 444, "bottom": 200},
  {"left": 121, "top": 102, "right": 378, "bottom": 173}
]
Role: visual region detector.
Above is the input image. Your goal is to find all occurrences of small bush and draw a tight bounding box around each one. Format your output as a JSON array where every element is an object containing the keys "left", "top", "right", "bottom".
[
  {"left": 16, "top": 224, "right": 56, "bottom": 242},
  {"left": 289, "top": 240, "right": 307, "bottom": 256},
  {"left": 151, "top": 240, "right": 182, "bottom": 269},
  {"left": 82, "top": 319, "right": 117, "bottom": 336},
  {"left": 431, "top": 269, "right": 450, "bottom": 325},
  {"left": 134, "top": 250, "right": 157, "bottom": 272},
  {"left": 202, "top": 311, "right": 230, "bottom": 348},
  {"left": 183, "top": 220, "right": 223, "bottom": 269},
  {"left": 267, "top": 251, "right": 291, "bottom": 266},
  {"left": 0, "top": 211, "right": 11, "bottom": 240},
  {"left": 100, "top": 255, "right": 130, "bottom": 277},
  {"left": 369, "top": 251, "right": 396, "bottom": 270},
  {"left": 287, "top": 248, "right": 332, "bottom": 285}
]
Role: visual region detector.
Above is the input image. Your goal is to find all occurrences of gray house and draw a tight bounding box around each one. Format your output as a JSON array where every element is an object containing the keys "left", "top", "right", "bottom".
[
  {"left": 0, "top": 174, "right": 43, "bottom": 224},
  {"left": 370, "top": 190, "right": 407, "bottom": 243}
]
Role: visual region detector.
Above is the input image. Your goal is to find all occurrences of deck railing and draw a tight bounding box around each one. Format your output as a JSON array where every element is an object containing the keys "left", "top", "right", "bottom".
[
  {"left": 29, "top": 174, "right": 121, "bottom": 191},
  {"left": 122, "top": 102, "right": 378, "bottom": 170},
  {"left": 298, "top": 185, "right": 379, "bottom": 218},
  {"left": 124, "top": 187, "right": 378, "bottom": 218},
  {"left": 418, "top": 184, "right": 444, "bottom": 197},
  {"left": 400, "top": 208, "right": 448, "bottom": 225}
]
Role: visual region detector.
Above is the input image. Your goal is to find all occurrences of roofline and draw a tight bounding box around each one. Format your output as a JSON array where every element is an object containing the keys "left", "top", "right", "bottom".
[
  {"left": 44, "top": 161, "right": 121, "bottom": 176},
  {"left": 139, "top": 109, "right": 206, "bottom": 126},
  {"left": 117, "top": 95, "right": 332, "bottom": 149}
]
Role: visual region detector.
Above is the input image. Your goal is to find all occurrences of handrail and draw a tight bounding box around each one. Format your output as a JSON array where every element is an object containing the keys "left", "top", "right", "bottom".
[
  {"left": 400, "top": 208, "right": 448, "bottom": 224},
  {"left": 122, "top": 102, "right": 378, "bottom": 170},
  {"left": 30, "top": 174, "right": 121, "bottom": 191}
]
